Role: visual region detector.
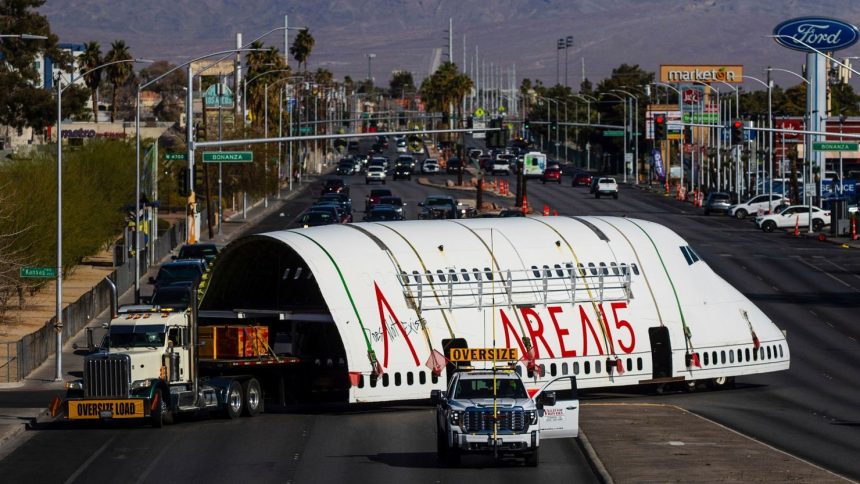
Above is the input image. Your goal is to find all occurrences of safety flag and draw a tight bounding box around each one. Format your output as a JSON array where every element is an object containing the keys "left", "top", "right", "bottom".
[
  {"left": 425, "top": 350, "right": 448, "bottom": 377},
  {"left": 519, "top": 347, "right": 544, "bottom": 377},
  {"left": 615, "top": 358, "right": 625, "bottom": 375},
  {"left": 752, "top": 331, "right": 761, "bottom": 350},
  {"left": 691, "top": 352, "right": 701, "bottom": 368}
]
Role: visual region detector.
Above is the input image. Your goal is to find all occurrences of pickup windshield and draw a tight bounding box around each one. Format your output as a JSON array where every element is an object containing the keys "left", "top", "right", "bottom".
[
  {"left": 107, "top": 324, "right": 166, "bottom": 348},
  {"left": 454, "top": 377, "right": 528, "bottom": 399}
]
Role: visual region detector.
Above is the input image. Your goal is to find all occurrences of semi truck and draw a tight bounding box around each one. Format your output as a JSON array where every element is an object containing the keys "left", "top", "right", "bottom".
[{"left": 50, "top": 280, "right": 308, "bottom": 427}]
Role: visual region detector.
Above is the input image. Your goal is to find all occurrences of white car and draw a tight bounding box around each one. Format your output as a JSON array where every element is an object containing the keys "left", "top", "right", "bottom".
[
  {"left": 728, "top": 194, "right": 788, "bottom": 219},
  {"left": 396, "top": 140, "right": 408, "bottom": 153},
  {"left": 422, "top": 159, "right": 440, "bottom": 174},
  {"left": 491, "top": 157, "right": 512, "bottom": 175},
  {"left": 755, "top": 205, "right": 831, "bottom": 232},
  {"left": 595, "top": 177, "right": 619, "bottom": 199},
  {"left": 365, "top": 166, "right": 387, "bottom": 185}
]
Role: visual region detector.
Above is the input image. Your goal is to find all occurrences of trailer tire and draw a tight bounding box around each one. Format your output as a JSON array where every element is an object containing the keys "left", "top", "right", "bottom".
[
  {"left": 223, "top": 380, "right": 244, "bottom": 419},
  {"left": 242, "top": 378, "right": 263, "bottom": 417},
  {"left": 709, "top": 376, "right": 735, "bottom": 390}
]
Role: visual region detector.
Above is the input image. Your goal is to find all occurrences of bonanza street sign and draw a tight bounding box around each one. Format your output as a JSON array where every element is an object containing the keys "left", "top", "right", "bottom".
[{"left": 202, "top": 152, "right": 254, "bottom": 163}]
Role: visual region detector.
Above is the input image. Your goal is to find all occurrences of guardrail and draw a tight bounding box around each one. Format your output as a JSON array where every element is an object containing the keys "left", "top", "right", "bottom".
[{"left": 0, "top": 221, "right": 186, "bottom": 383}]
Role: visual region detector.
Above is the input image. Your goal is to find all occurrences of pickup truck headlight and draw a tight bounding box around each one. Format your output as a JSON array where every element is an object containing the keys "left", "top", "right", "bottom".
[
  {"left": 65, "top": 380, "right": 83, "bottom": 391},
  {"left": 449, "top": 410, "right": 463, "bottom": 426},
  {"left": 526, "top": 409, "right": 538, "bottom": 425},
  {"left": 131, "top": 379, "right": 153, "bottom": 390}
]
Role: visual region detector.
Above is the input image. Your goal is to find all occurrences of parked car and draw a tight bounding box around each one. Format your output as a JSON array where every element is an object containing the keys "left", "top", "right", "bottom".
[
  {"left": 755, "top": 205, "right": 831, "bottom": 232},
  {"left": 491, "top": 156, "right": 512, "bottom": 175},
  {"left": 149, "top": 260, "right": 206, "bottom": 291},
  {"left": 422, "top": 159, "right": 440, "bottom": 174},
  {"left": 365, "top": 188, "right": 393, "bottom": 211},
  {"left": 572, "top": 172, "right": 593, "bottom": 187},
  {"left": 446, "top": 157, "right": 464, "bottom": 174},
  {"left": 595, "top": 177, "right": 619, "bottom": 199},
  {"left": 541, "top": 166, "right": 562, "bottom": 184},
  {"left": 728, "top": 194, "right": 788, "bottom": 219},
  {"left": 364, "top": 205, "right": 404, "bottom": 222},
  {"left": 703, "top": 192, "right": 732, "bottom": 216},
  {"left": 392, "top": 163, "right": 413, "bottom": 181},
  {"left": 322, "top": 178, "right": 349, "bottom": 196},
  {"left": 318, "top": 193, "right": 353, "bottom": 219},
  {"left": 365, "top": 165, "right": 387, "bottom": 184}
]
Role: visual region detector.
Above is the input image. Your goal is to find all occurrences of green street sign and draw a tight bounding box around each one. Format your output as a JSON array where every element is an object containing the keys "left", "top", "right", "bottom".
[
  {"left": 164, "top": 152, "right": 187, "bottom": 161},
  {"left": 812, "top": 142, "right": 859, "bottom": 152},
  {"left": 202, "top": 151, "right": 254, "bottom": 163},
  {"left": 299, "top": 127, "right": 312, "bottom": 134},
  {"left": 20, "top": 266, "right": 57, "bottom": 278},
  {"left": 603, "top": 130, "right": 625, "bottom": 137}
]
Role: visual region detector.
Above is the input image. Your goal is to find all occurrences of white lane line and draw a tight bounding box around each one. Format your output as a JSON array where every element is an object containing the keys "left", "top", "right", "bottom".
[
  {"left": 64, "top": 435, "right": 117, "bottom": 484},
  {"left": 795, "top": 258, "right": 860, "bottom": 293},
  {"left": 134, "top": 431, "right": 181, "bottom": 484},
  {"left": 820, "top": 257, "right": 860, "bottom": 282}
]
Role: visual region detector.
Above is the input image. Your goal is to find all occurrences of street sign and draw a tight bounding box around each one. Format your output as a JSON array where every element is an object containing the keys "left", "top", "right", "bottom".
[
  {"left": 812, "top": 142, "right": 859, "bottom": 152},
  {"left": 474, "top": 107, "right": 486, "bottom": 117},
  {"left": 603, "top": 130, "right": 624, "bottom": 137},
  {"left": 20, "top": 266, "right": 57, "bottom": 278},
  {"left": 202, "top": 151, "right": 254, "bottom": 163},
  {"left": 164, "top": 152, "right": 186, "bottom": 161}
]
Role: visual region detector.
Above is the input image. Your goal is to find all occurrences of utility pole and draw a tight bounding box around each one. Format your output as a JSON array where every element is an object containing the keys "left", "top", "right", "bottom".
[{"left": 448, "top": 18, "right": 453, "bottom": 63}]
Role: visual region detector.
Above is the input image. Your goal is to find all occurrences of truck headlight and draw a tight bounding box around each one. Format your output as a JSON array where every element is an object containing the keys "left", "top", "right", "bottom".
[
  {"left": 65, "top": 380, "right": 83, "bottom": 390},
  {"left": 526, "top": 410, "right": 538, "bottom": 425},
  {"left": 131, "top": 379, "right": 153, "bottom": 390},
  {"left": 449, "top": 410, "right": 463, "bottom": 426}
]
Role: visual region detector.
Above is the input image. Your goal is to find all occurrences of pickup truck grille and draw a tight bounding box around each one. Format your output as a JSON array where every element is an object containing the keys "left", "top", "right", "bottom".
[
  {"left": 463, "top": 408, "right": 527, "bottom": 432},
  {"left": 84, "top": 354, "right": 131, "bottom": 398}
]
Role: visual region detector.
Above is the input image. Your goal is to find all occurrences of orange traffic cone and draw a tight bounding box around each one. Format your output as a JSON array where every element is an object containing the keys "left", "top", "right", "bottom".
[
  {"left": 852, "top": 217, "right": 857, "bottom": 241},
  {"left": 551, "top": 210, "right": 558, "bottom": 216},
  {"left": 522, "top": 195, "right": 529, "bottom": 214},
  {"left": 793, "top": 215, "right": 800, "bottom": 237}
]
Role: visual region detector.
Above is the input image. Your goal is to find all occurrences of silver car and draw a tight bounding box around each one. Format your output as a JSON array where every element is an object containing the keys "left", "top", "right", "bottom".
[
  {"left": 422, "top": 159, "right": 440, "bottom": 174},
  {"left": 365, "top": 166, "right": 387, "bottom": 185}
]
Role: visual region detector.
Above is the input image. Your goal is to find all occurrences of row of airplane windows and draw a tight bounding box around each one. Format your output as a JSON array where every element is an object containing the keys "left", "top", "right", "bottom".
[
  {"left": 356, "top": 343, "right": 785, "bottom": 390},
  {"left": 400, "top": 261, "right": 641, "bottom": 286}
]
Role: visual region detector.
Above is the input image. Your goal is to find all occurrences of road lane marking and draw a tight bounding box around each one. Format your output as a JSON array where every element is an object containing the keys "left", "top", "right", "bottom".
[
  {"left": 64, "top": 435, "right": 117, "bottom": 484},
  {"left": 795, "top": 258, "right": 860, "bottom": 293}
]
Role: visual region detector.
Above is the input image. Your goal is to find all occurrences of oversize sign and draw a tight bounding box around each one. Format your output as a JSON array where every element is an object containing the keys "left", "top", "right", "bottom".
[
  {"left": 449, "top": 347, "right": 519, "bottom": 362},
  {"left": 660, "top": 65, "right": 743, "bottom": 84},
  {"left": 773, "top": 17, "right": 860, "bottom": 52},
  {"left": 68, "top": 399, "right": 145, "bottom": 419}
]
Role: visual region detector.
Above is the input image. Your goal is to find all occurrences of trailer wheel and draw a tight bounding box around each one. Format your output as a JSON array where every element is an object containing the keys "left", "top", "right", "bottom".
[
  {"left": 223, "top": 380, "right": 244, "bottom": 419},
  {"left": 242, "top": 379, "right": 263, "bottom": 417},
  {"left": 709, "top": 376, "right": 735, "bottom": 390}
]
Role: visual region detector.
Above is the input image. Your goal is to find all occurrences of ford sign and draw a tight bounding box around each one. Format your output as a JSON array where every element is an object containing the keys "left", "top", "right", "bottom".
[{"left": 773, "top": 17, "right": 860, "bottom": 52}]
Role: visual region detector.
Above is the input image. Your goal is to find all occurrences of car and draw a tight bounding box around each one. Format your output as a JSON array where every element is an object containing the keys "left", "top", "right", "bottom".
[
  {"left": 174, "top": 243, "right": 219, "bottom": 265},
  {"left": 588, "top": 176, "right": 605, "bottom": 194},
  {"left": 347, "top": 140, "right": 360, "bottom": 152},
  {"left": 363, "top": 205, "right": 404, "bottom": 222},
  {"left": 396, "top": 155, "right": 416, "bottom": 170},
  {"left": 478, "top": 155, "right": 493, "bottom": 171},
  {"left": 468, "top": 148, "right": 482, "bottom": 160},
  {"left": 572, "top": 173, "right": 593, "bottom": 187},
  {"left": 541, "top": 166, "right": 562, "bottom": 184},
  {"left": 418, "top": 195, "right": 458, "bottom": 219},
  {"left": 422, "top": 159, "right": 440, "bottom": 174},
  {"left": 336, "top": 159, "right": 356, "bottom": 176},
  {"left": 755, "top": 205, "right": 831, "bottom": 232},
  {"left": 309, "top": 203, "right": 349, "bottom": 223},
  {"left": 149, "top": 283, "right": 193, "bottom": 311},
  {"left": 595, "top": 177, "right": 619, "bottom": 199},
  {"left": 498, "top": 208, "right": 525, "bottom": 217},
  {"left": 365, "top": 188, "right": 393, "bottom": 211},
  {"left": 318, "top": 193, "right": 353, "bottom": 218},
  {"left": 322, "top": 178, "right": 349, "bottom": 196},
  {"left": 392, "top": 163, "right": 413, "bottom": 181},
  {"left": 728, "top": 194, "right": 788, "bottom": 219},
  {"left": 703, "top": 192, "right": 732, "bottom": 216},
  {"left": 446, "top": 157, "right": 464, "bottom": 174},
  {"left": 149, "top": 260, "right": 206, "bottom": 291},
  {"left": 370, "top": 156, "right": 389, "bottom": 171},
  {"left": 295, "top": 210, "right": 338, "bottom": 228},
  {"left": 377, "top": 196, "right": 406, "bottom": 216},
  {"left": 365, "top": 165, "right": 387, "bottom": 184},
  {"left": 396, "top": 139, "right": 408, "bottom": 153},
  {"left": 491, "top": 156, "right": 512, "bottom": 175}
]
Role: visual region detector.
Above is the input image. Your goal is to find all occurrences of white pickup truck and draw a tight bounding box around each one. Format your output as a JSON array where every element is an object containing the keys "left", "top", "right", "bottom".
[{"left": 595, "top": 177, "right": 619, "bottom": 199}]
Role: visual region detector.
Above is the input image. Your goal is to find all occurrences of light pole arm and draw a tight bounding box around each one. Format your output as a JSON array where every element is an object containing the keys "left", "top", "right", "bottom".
[
  {"left": 140, "top": 48, "right": 264, "bottom": 92},
  {"left": 766, "top": 67, "right": 809, "bottom": 85},
  {"left": 60, "top": 58, "right": 150, "bottom": 94}
]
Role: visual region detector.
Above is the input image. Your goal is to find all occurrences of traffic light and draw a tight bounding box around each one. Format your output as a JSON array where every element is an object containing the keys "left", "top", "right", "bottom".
[
  {"left": 194, "top": 162, "right": 205, "bottom": 192},
  {"left": 524, "top": 119, "right": 531, "bottom": 131},
  {"left": 551, "top": 121, "right": 559, "bottom": 132},
  {"left": 653, "top": 114, "right": 666, "bottom": 141},
  {"left": 731, "top": 120, "right": 744, "bottom": 145},
  {"left": 177, "top": 167, "right": 190, "bottom": 197}
]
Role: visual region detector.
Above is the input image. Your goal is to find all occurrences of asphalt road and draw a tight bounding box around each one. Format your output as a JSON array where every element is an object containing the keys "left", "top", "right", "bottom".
[{"left": 3, "top": 147, "right": 859, "bottom": 481}]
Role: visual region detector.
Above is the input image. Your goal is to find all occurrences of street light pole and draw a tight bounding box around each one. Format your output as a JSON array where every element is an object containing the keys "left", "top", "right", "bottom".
[{"left": 367, "top": 53, "right": 376, "bottom": 83}]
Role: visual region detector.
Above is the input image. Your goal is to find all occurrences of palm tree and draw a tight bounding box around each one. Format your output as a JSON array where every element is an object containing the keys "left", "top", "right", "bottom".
[
  {"left": 289, "top": 28, "right": 315, "bottom": 71},
  {"left": 105, "top": 40, "right": 132, "bottom": 122},
  {"left": 79, "top": 41, "right": 103, "bottom": 123},
  {"left": 244, "top": 43, "right": 289, "bottom": 128}
]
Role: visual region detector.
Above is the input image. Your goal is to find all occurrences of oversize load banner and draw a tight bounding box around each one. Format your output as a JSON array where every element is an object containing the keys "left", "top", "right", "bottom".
[
  {"left": 449, "top": 347, "right": 519, "bottom": 362},
  {"left": 660, "top": 65, "right": 743, "bottom": 84}
]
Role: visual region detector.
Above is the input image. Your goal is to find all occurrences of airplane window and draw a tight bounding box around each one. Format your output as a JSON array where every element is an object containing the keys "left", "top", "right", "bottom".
[
  {"left": 543, "top": 265, "right": 552, "bottom": 278},
  {"left": 588, "top": 262, "right": 597, "bottom": 275},
  {"left": 729, "top": 350, "right": 735, "bottom": 363},
  {"left": 636, "top": 358, "right": 643, "bottom": 371},
  {"left": 620, "top": 263, "right": 628, "bottom": 275},
  {"left": 531, "top": 265, "right": 541, "bottom": 278},
  {"left": 412, "top": 271, "right": 422, "bottom": 284},
  {"left": 449, "top": 269, "right": 458, "bottom": 282},
  {"left": 596, "top": 360, "right": 603, "bottom": 373},
  {"left": 721, "top": 351, "right": 726, "bottom": 364},
  {"left": 631, "top": 263, "right": 640, "bottom": 275},
  {"left": 554, "top": 264, "right": 564, "bottom": 277},
  {"left": 431, "top": 374, "right": 438, "bottom": 384},
  {"left": 484, "top": 267, "right": 494, "bottom": 281},
  {"left": 407, "top": 372, "right": 414, "bottom": 385},
  {"left": 460, "top": 268, "right": 470, "bottom": 281},
  {"left": 425, "top": 270, "right": 434, "bottom": 283},
  {"left": 610, "top": 262, "right": 619, "bottom": 276},
  {"left": 680, "top": 247, "right": 693, "bottom": 265},
  {"left": 712, "top": 351, "right": 717, "bottom": 365},
  {"left": 779, "top": 345, "right": 784, "bottom": 358},
  {"left": 282, "top": 268, "right": 291, "bottom": 280},
  {"left": 395, "top": 372, "right": 402, "bottom": 386},
  {"left": 540, "top": 364, "right": 546, "bottom": 375},
  {"left": 739, "top": 349, "right": 744, "bottom": 362},
  {"left": 703, "top": 352, "right": 709, "bottom": 366},
  {"left": 294, "top": 267, "right": 303, "bottom": 280},
  {"left": 472, "top": 268, "right": 481, "bottom": 281},
  {"left": 419, "top": 371, "right": 426, "bottom": 384},
  {"left": 370, "top": 375, "right": 378, "bottom": 388},
  {"left": 437, "top": 270, "right": 446, "bottom": 282},
  {"left": 550, "top": 363, "right": 557, "bottom": 376},
  {"left": 626, "top": 358, "right": 632, "bottom": 372},
  {"left": 577, "top": 263, "right": 587, "bottom": 276},
  {"left": 561, "top": 362, "right": 569, "bottom": 375},
  {"left": 565, "top": 263, "right": 575, "bottom": 277},
  {"left": 584, "top": 361, "right": 591, "bottom": 374},
  {"left": 573, "top": 362, "right": 580, "bottom": 374},
  {"left": 766, "top": 347, "right": 771, "bottom": 360},
  {"left": 401, "top": 271, "right": 409, "bottom": 284},
  {"left": 599, "top": 262, "right": 609, "bottom": 275},
  {"left": 382, "top": 374, "right": 390, "bottom": 387}
]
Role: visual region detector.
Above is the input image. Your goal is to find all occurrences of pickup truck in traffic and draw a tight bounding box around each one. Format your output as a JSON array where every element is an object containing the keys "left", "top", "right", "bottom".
[
  {"left": 432, "top": 361, "right": 579, "bottom": 467},
  {"left": 594, "top": 177, "right": 619, "bottom": 199}
]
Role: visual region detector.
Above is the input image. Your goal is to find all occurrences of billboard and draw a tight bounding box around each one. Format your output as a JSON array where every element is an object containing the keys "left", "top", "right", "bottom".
[{"left": 660, "top": 65, "right": 743, "bottom": 84}]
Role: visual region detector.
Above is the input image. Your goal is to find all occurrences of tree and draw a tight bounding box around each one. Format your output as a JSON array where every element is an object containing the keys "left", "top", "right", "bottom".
[
  {"left": 420, "top": 62, "right": 472, "bottom": 127},
  {"left": 244, "top": 42, "right": 290, "bottom": 128},
  {"left": 105, "top": 40, "right": 133, "bottom": 122},
  {"left": 314, "top": 67, "right": 333, "bottom": 87},
  {"left": 79, "top": 41, "right": 103, "bottom": 123},
  {"left": 389, "top": 71, "right": 415, "bottom": 98},
  {"left": 290, "top": 28, "right": 315, "bottom": 71}
]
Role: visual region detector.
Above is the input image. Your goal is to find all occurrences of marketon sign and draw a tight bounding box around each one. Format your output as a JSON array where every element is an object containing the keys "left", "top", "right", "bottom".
[{"left": 660, "top": 65, "right": 743, "bottom": 84}]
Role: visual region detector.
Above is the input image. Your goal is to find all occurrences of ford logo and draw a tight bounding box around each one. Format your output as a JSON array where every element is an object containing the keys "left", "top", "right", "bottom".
[{"left": 773, "top": 17, "right": 860, "bottom": 52}]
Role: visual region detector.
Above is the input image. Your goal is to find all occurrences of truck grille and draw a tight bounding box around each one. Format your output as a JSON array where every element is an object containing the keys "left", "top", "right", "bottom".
[
  {"left": 84, "top": 354, "right": 131, "bottom": 398},
  {"left": 463, "top": 408, "right": 527, "bottom": 432}
]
